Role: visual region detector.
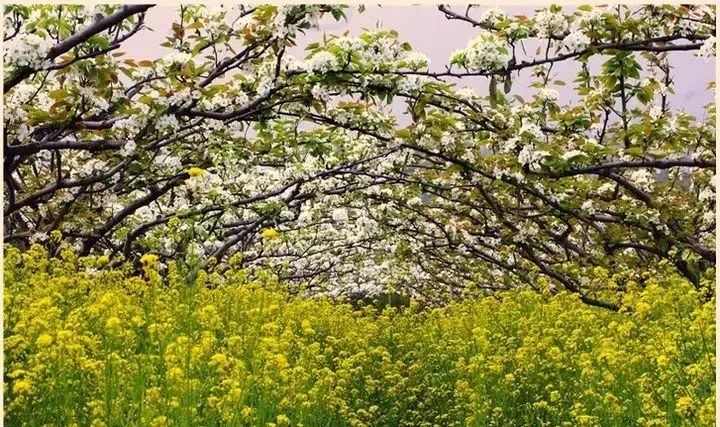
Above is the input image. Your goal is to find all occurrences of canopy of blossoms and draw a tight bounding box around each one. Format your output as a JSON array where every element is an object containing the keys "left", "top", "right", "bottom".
[{"left": 4, "top": 4, "right": 716, "bottom": 309}]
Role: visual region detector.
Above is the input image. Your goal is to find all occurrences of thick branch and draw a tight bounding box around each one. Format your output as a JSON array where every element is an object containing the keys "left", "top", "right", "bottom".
[
  {"left": 6, "top": 139, "right": 129, "bottom": 156},
  {"left": 4, "top": 5, "right": 154, "bottom": 92}
]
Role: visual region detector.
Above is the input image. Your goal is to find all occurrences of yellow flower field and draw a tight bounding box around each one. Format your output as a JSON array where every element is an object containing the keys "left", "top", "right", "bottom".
[{"left": 4, "top": 245, "right": 716, "bottom": 426}]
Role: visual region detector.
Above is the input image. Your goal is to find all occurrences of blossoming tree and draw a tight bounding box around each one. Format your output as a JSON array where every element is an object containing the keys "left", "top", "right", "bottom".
[{"left": 3, "top": 4, "right": 716, "bottom": 309}]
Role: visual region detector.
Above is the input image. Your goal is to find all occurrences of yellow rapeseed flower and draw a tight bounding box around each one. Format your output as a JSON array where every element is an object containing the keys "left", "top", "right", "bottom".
[
  {"left": 13, "top": 380, "right": 32, "bottom": 394},
  {"left": 656, "top": 355, "right": 669, "bottom": 368},
  {"left": 146, "top": 387, "right": 161, "bottom": 404},
  {"left": 261, "top": 228, "right": 279, "bottom": 239},
  {"left": 276, "top": 414, "right": 291, "bottom": 426},
  {"left": 36, "top": 334, "right": 53, "bottom": 347},
  {"left": 210, "top": 353, "right": 228, "bottom": 368},
  {"left": 3, "top": 244, "right": 716, "bottom": 426},
  {"left": 188, "top": 167, "right": 205, "bottom": 177},
  {"left": 241, "top": 406, "right": 254, "bottom": 420},
  {"left": 150, "top": 416, "right": 168, "bottom": 427},
  {"left": 167, "top": 367, "right": 184, "bottom": 383},
  {"left": 676, "top": 396, "right": 695, "bottom": 416},
  {"left": 140, "top": 253, "right": 159, "bottom": 266},
  {"left": 105, "top": 316, "right": 122, "bottom": 334}
]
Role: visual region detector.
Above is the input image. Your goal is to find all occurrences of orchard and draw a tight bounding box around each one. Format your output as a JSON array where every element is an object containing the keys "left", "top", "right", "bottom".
[{"left": 3, "top": 4, "right": 716, "bottom": 426}]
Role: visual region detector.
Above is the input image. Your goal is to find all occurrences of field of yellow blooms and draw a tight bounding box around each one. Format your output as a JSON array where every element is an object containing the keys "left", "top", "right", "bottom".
[{"left": 4, "top": 244, "right": 716, "bottom": 426}]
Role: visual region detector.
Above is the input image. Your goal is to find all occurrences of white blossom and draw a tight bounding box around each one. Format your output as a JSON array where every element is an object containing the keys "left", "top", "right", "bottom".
[
  {"left": 166, "top": 88, "right": 195, "bottom": 107},
  {"left": 697, "top": 35, "right": 716, "bottom": 59},
  {"left": 702, "top": 210, "right": 715, "bottom": 224},
  {"left": 452, "top": 33, "right": 512, "bottom": 71},
  {"left": 578, "top": 7, "right": 605, "bottom": 26},
  {"left": 479, "top": 7, "right": 506, "bottom": 26},
  {"left": 396, "top": 76, "right": 423, "bottom": 93},
  {"left": 501, "top": 138, "right": 519, "bottom": 153},
  {"left": 562, "top": 31, "right": 591, "bottom": 52},
  {"left": 698, "top": 186, "right": 715, "bottom": 203},
  {"left": 156, "top": 115, "right": 181, "bottom": 133},
  {"left": 4, "top": 33, "right": 51, "bottom": 69},
  {"left": 505, "top": 22, "right": 532, "bottom": 40},
  {"left": 400, "top": 52, "right": 430, "bottom": 70},
  {"left": 649, "top": 105, "right": 663, "bottom": 120},
  {"left": 154, "top": 148, "right": 182, "bottom": 169},
  {"left": 6, "top": 83, "right": 38, "bottom": 113},
  {"left": 456, "top": 87, "right": 478, "bottom": 100},
  {"left": 519, "top": 119, "right": 544, "bottom": 141},
  {"left": 329, "top": 36, "right": 366, "bottom": 52},
  {"left": 30, "top": 232, "right": 49, "bottom": 244},
  {"left": 310, "top": 85, "right": 331, "bottom": 102},
  {"left": 630, "top": 169, "right": 655, "bottom": 191},
  {"left": 81, "top": 159, "right": 107, "bottom": 176},
  {"left": 308, "top": 51, "right": 339, "bottom": 74},
  {"left": 113, "top": 116, "right": 145, "bottom": 135},
  {"left": 196, "top": 6, "right": 224, "bottom": 39},
  {"left": 537, "top": 88, "right": 560, "bottom": 103},
  {"left": 185, "top": 170, "right": 222, "bottom": 195},
  {"left": 533, "top": 9, "right": 568, "bottom": 38},
  {"left": 159, "top": 52, "right": 191, "bottom": 70},
  {"left": 518, "top": 144, "right": 545, "bottom": 169},
  {"left": 407, "top": 196, "right": 423, "bottom": 206},
  {"left": 332, "top": 208, "right": 349, "bottom": 223},
  {"left": 120, "top": 140, "right": 137, "bottom": 157},
  {"left": 598, "top": 182, "right": 616, "bottom": 195},
  {"left": 562, "top": 150, "right": 584, "bottom": 161}
]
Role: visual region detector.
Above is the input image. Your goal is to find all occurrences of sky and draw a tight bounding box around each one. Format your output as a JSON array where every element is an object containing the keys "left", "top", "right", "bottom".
[{"left": 121, "top": 5, "right": 716, "bottom": 120}]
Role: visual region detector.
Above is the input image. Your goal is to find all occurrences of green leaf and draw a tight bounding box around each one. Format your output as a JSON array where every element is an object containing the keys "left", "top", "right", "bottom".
[
  {"left": 624, "top": 147, "right": 644, "bottom": 156},
  {"left": 489, "top": 76, "right": 498, "bottom": 106},
  {"left": 119, "top": 67, "right": 135, "bottom": 79},
  {"left": 49, "top": 89, "right": 68, "bottom": 100},
  {"left": 192, "top": 41, "right": 209, "bottom": 56},
  {"left": 413, "top": 98, "right": 427, "bottom": 120},
  {"left": 331, "top": 9, "right": 344, "bottom": 21}
]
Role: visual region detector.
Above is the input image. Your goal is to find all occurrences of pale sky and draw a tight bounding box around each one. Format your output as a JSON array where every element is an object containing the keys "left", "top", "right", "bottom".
[{"left": 122, "top": 5, "right": 715, "bottom": 120}]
